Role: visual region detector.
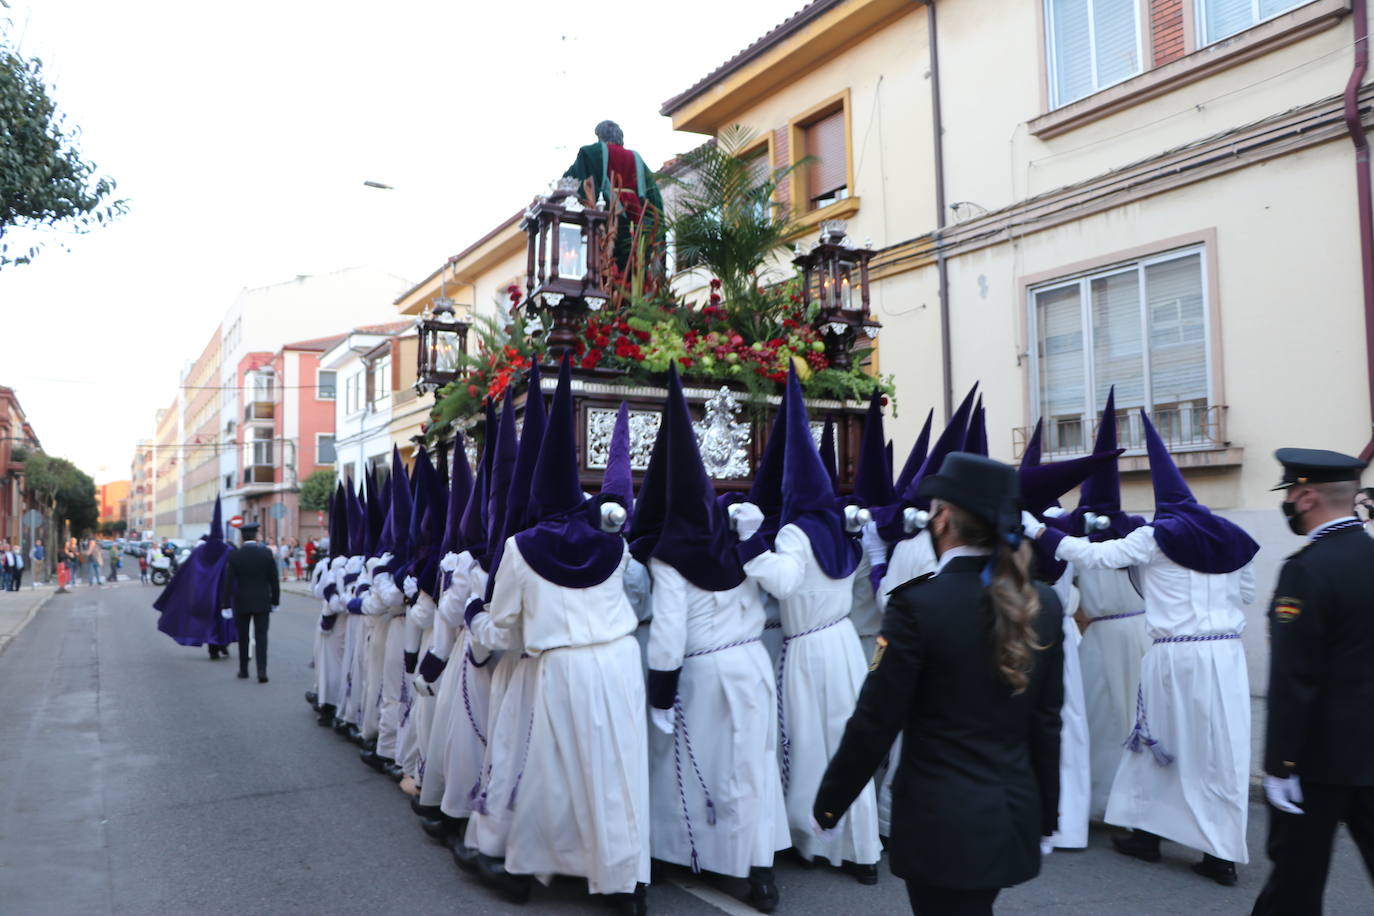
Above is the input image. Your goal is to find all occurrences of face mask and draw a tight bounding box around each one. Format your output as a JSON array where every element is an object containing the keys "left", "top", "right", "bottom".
[{"left": 1281, "top": 498, "right": 1305, "bottom": 536}]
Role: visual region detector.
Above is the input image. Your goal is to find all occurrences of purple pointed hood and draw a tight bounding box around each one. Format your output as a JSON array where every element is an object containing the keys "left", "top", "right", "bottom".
[
  {"left": 851, "top": 391, "right": 895, "bottom": 509},
  {"left": 600, "top": 401, "right": 635, "bottom": 520},
  {"left": 439, "top": 434, "right": 474, "bottom": 556},
  {"left": 818, "top": 415, "right": 839, "bottom": 495},
  {"left": 364, "top": 467, "right": 384, "bottom": 557},
  {"left": 328, "top": 483, "right": 347, "bottom": 558},
  {"left": 460, "top": 400, "right": 498, "bottom": 568},
  {"left": 381, "top": 446, "right": 412, "bottom": 572},
  {"left": 347, "top": 481, "right": 366, "bottom": 556},
  {"left": 1141, "top": 409, "right": 1258, "bottom": 574},
  {"left": 876, "top": 385, "right": 977, "bottom": 543},
  {"left": 746, "top": 383, "right": 788, "bottom": 544},
  {"left": 964, "top": 398, "right": 989, "bottom": 457},
  {"left": 1062, "top": 389, "right": 1146, "bottom": 540},
  {"left": 517, "top": 355, "right": 625, "bottom": 589},
  {"left": 627, "top": 363, "right": 745, "bottom": 591},
  {"left": 780, "top": 367, "right": 861, "bottom": 579},
  {"left": 154, "top": 493, "right": 235, "bottom": 647},
  {"left": 484, "top": 392, "right": 519, "bottom": 567},
  {"left": 406, "top": 446, "right": 444, "bottom": 594},
  {"left": 892, "top": 408, "right": 935, "bottom": 498}
]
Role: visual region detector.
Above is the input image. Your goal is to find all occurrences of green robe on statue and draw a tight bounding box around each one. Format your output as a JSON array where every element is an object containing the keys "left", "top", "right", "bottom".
[{"left": 564, "top": 142, "right": 664, "bottom": 271}]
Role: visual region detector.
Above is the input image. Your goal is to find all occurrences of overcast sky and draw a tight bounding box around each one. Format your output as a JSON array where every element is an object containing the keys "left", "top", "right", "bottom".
[{"left": 0, "top": 0, "right": 802, "bottom": 483}]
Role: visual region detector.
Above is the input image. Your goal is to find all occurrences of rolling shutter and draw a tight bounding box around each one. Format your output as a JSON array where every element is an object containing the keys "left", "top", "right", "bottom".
[{"left": 805, "top": 110, "right": 847, "bottom": 204}]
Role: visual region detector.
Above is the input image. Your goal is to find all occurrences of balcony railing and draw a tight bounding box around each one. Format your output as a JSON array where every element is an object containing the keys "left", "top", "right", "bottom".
[
  {"left": 1012, "top": 403, "right": 1228, "bottom": 461},
  {"left": 244, "top": 401, "right": 275, "bottom": 423}
]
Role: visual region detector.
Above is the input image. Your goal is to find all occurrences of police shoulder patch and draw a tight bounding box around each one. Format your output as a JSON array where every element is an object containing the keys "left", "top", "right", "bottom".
[
  {"left": 869, "top": 635, "right": 888, "bottom": 671},
  {"left": 1273, "top": 597, "right": 1303, "bottom": 623}
]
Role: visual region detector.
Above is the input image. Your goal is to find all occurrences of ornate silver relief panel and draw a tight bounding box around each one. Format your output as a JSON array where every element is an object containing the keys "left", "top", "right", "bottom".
[{"left": 585, "top": 408, "right": 661, "bottom": 471}]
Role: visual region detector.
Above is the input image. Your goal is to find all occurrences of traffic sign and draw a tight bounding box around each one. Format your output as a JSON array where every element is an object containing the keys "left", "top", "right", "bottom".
[
  {"left": 21, "top": 509, "right": 42, "bottom": 526},
  {"left": 228, "top": 515, "right": 244, "bottom": 528},
  {"left": 270, "top": 503, "right": 287, "bottom": 520}
]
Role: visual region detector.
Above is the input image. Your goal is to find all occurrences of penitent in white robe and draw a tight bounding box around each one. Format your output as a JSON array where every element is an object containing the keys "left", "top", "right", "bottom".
[
  {"left": 874, "top": 529, "right": 938, "bottom": 837},
  {"left": 485, "top": 537, "right": 649, "bottom": 895},
  {"left": 440, "top": 561, "right": 498, "bottom": 823},
  {"left": 744, "top": 524, "right": 881, "bottom": 868},
  {"left": 1048, "top": 567, "right": 1090, "bottom": 850},
  {"left": 311, "top": 562, "right": 346, "bottom": 711},
  {"left": 646, "top": 559, "right": 790, "bottom": 878},
  {"left": 398, "top": 592, "right": 437, "bottom": 782},
  {"left": 1076, "top": 565, "right": 1150, "bottom": 820},
  {"left": 418, "top": 552, "right": 474, "bottom": 811},
  {"left": 1055, "top": 526, "right": 1255, "bottom": 863}
]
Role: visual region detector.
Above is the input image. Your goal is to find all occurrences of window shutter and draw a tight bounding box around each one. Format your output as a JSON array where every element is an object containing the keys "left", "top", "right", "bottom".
[
  {"left": 1035, "top": 284, "right": 1087, "bottom": 449},
  {"left": 1258, "top": 0, "right": 1302, "bottom": 18},
  {"left": 1049, "top": 0, "right": 1092, "bottom": 106},
  {"left": 1092, "top": 0, "right": 1138, "bottom": 87},
  {"left": 805, "top": 110, "right": 847, "bottom": 203},
  {"left": 1089, "top": 269, "right": 1145, "bottom": 412},
  {"left": 1201, "top": 0, "right": 1253, "bottom": 43},
  {"left": 745, "top": 149, "right": 769, "bottom": 191},
  {"left": 1145, "top": 254, "right": 1206, "bottom": 409}
]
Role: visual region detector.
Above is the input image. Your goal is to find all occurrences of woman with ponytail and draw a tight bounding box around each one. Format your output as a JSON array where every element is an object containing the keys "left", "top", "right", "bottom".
[{"left": 813, "top": 452, "right": 1065, "bottom": 916}]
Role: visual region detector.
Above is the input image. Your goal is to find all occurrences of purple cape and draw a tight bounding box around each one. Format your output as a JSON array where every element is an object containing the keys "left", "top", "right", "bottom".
[{"left": 153, "top": 541, "right": 236, "bottom": 646}]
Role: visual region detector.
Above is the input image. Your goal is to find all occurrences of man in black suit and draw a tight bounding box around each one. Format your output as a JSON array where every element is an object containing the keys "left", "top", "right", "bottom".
[
  {"left": 814, "top": 452, "right": 1064, "bottom": 916},
  {"left": 1252, "top": 449, "right": 1374, "bottom": 915},
  {"left": 220, "top": 522, "right": 280, "bottom": 683}
]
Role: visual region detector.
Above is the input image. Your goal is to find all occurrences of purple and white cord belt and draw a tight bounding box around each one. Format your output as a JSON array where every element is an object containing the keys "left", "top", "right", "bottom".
[
  {"left": 1084, "top": 610, "right": 1144, "bottom": 627},
  {"left": 777, "top": 615, "right": 849, "bottom": 794},
  {"left": 685, "top": 635, "right": 762, "bottom": 658},
  {"left": 1126, "top": 633, "right": 1240, "bottom": 766},
  {"left": 672, "top": 696, "right": 717, "bottom": 874}
]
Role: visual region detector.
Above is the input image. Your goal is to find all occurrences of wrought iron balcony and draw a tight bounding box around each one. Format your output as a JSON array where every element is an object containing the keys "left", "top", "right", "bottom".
[{"left": 1013, "top": 403, "right": 1228, "bottom": 460}]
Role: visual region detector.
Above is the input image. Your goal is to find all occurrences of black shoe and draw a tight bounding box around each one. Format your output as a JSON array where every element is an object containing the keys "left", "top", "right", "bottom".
[
  {"left": 448, "top": 834, "right": 481, "bottom": 874},
  {"left": 842, "top": 861, "right": 878, "bottom": 886},
  {"left": 384, "top": 761, "right": 405, "bottom": 781},
  {"left": 257, "top": 674, "right": 269, "bottom": 684},
  {"left": 359, "top": 748, "right": 387, "bottom": 771},
  {"left": 332, "top": 718, "right": 349, "bottom": 736},
  {"left": 1191, "top": 855, "right": 1237, "bottom": 887},
  {"left": 316, "top": 704, "right": 336, "bottom": 726},
  {"left": 421, "top": 816, "right": 452, "bottom": 840},
  {"left": 413, "top": 798, "right": 441, "bottom": 818},
  {"left": 747, "top": 867, "right": 779, "bottom": 913},
  {"left": 207, "top": 646, "right": 219, "bottom": 659},
  {"left": 476, "top": 854, "right": 532, "bottom": 904},
  {"left": 237, "top": 670, "right": 249, "bottom": 679},
  {"left": 613, "top": 884, "right": 647, "bottom": 916},
  {"left": 1111, "top": 830, "right": 1162, "bottom": 863},
  {"left": 304, "top": 690, "right": 318, "bottom": 707}
]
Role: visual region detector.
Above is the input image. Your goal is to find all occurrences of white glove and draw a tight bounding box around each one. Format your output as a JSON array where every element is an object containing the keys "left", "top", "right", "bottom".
[
  {"left": 374, "top": 573, "right": 402, "bottom": 608},
  {"left": 344, "top": 555, "right": 364, "bottom": 575},
  {"left": 327, "top": 593, "right": 343, "bottom": 614},
  {"left": 810, "top": 816, "right": 837, "bottom": 839},
  {"left": 412, "top": 673, "right": 437, "bottom": 698},
  {"left": 731, "top": 502, "right": 765, "bottom": 541},
  {"left": 1264, "top": 774, "right": 1304, "bottom": 815},
  {"left": 649, "top": 706, "right": 674, "bottom": 735},
  {"left": 1021, "top": 510, "right": 1045, "bottom": 540},
  {"left": 220, "top": 608, "right": 233, "bottom": 619},
  {"left": 440, "top": 552, "right": 461, "bottom": 573},
  {"left": 1040, "top": 836, "right": 1055, "bottom": 857},
  {"left": 403, "top": 575, "right": 419, "bottom": 599}
]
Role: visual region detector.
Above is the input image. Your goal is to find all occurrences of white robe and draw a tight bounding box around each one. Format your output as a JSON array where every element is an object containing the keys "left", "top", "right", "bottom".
[
  {"left": 419, "top": 552, "right": 474, "bottom": 810},
  {"left": 1076, "top": 565, "right": 1150, "bottom": 819},
  {"left": 1048, "top": 567, "right": 1090, "bottom": 849},
  {"left": 399, "top": 592, "right": 437, "bottom": 781},
  {"left": 439, "top": 562, "right": 498, "bottom": 822},
  {"left": 310, "top": 563, "right": 346, "bottom": 710},
  {"left": 743, "top": 524, "right": 881, "bottom": 867},
  {"left": 646, "top": 559, "right": 789, "bottom": 877},
  {"left": 1055, "top": 526, "right": 1255, "bottom": 863},
  {"left": 486, "top": 537, "right": 649, "bottom": 895},
  {"left": 875, "top": 529, "right": 938, "bottom": 837}
]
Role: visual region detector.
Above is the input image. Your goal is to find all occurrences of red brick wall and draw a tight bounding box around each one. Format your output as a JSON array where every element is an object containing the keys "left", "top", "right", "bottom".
[{"left": 1151, "top": 0, "right": 1186, "bottom": 66}]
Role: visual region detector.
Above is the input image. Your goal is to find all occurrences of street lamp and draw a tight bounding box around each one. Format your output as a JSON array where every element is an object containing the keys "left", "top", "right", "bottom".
[
  {"left": 415, "top": 295, "right": 470, "bottom": 394},
  {"left": 521, "top": 176, "right": 611, "bottom": 358},
  {"left": 794, "top": 220, "right": 879, "bottom": 370}
]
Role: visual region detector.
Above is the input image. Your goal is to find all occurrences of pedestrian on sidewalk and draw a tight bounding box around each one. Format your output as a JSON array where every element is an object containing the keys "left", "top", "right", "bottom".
[
  {"left": 31, "top": 539, "right": 45, "bottom": 585},
  {"left": 9, "top": 545, "right": 24, "bottom": 590},
  {"left": 0, "top": 542, "right": 11, "bottom": 592},
  {"left": 220, "top": 522, "right": 279, "bottom": 683},
  {"left": 106, "top": 540, "right": 119, "bottom": 583},
  {"left": 138, "top": 552, "right": 149, "bottom": 584},
  {"left": 291, "top": 539, "right": 304, "bottom": 580},
  {"left": 83, "top": 538, "right": 100, "bottom": 588}
]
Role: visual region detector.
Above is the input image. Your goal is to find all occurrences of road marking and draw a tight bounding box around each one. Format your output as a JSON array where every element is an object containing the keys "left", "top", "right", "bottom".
[{"left": 667, "top": 874, "right": 759, "bottom": 916}]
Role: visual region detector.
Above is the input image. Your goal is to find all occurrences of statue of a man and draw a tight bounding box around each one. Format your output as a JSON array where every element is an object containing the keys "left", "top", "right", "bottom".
[{"left": 564, "top": 120, "right": 664, "bottom": 271}]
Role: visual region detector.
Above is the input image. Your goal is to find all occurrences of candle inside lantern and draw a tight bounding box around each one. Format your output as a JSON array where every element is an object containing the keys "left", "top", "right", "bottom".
[
  {"left": 558, "top": 222, "right": 585, "bottom": 280},
  {"left": 840, "top": 276, "right": 852, "bottom": 311},
  {"left": 435, "top": 331, "right": 460, "bottom": 373}
]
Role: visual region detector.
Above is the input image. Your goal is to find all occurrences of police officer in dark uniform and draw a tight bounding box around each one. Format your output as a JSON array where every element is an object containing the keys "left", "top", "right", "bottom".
[
  {"left": 219, "top": 522, "right": 280, "bottom": 683},
  {"left": 813, "top": 453, "right": 1064, "bottom": 916},
  {"left": 1251, "top": 448, "right": 1374, "bottom": 915}
]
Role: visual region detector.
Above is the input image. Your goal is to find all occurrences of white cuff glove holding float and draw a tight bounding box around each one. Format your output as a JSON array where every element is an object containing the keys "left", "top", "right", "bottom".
[
  {"left": 374, "top": 572, "right": 403, "bottom": 608},
  {"left": 649, "top": 706, "right": 674, "bottom": 735},
  {"left": 403, "top": 575, "right": 419, "bottom": 599},
  {"left": 344, "top": 555, "right": 364, "bottom": 576},
  {"left": 730, "top": 502, "right": 765, "bottom": 541},
  {"left": 327, "top": 592, "right": 343, "bottom": 614},
  {"left": 1021, "top": 511, "right": 1046, "bottom": 540},
  {"left": 409, "top": 590, "right": 437, "bottom": 629}
]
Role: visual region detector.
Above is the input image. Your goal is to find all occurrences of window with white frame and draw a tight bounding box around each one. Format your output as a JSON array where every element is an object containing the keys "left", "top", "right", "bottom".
[
  {"left": 317, "top": 370, "right": 337, "bottom": 400},
  {"left": 1197, "top": 0, "right": 1310, "bottom": 46},
  {"left": 317, "top": 434, "right": 336, "bottom": 464},
  {"left": 1030, "top": 247, "right": 1210, "bottom": 454},
  {"left": 345, "top": 371, "right": 363, "bottom": 414},
  {"left": 1045, "top": 0, "right": 1143, "bottom": 109},
  {"left": 368, "top": 356, "right": 390, "bottom": 410},
  {"left": 244, "top": 427, "right": 275, "bottom": 468}
]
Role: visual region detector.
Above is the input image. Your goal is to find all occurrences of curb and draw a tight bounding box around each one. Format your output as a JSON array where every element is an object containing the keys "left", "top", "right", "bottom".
[{"left": 0, "top": 589, "right": 59, "bottom": 657}]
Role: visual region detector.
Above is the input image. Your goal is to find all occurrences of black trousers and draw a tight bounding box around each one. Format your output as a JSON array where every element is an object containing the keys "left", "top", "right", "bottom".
[
  {"left": 905, "top": 883, "right": 999, "bottom": 915},
  {"left": 1251, "top": 782, "right": 1374, "bottom": 916},
  {"left": 233, "top": 611, "right": 269, "bottom": 676}
]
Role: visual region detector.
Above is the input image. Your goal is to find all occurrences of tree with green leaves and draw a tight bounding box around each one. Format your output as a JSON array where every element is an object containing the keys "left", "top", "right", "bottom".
[
  {"left": 1, "top": 10, "right": 123, "bottom": 267},
  {"left": 21, "top": 452, "right": 98, "bottom": 536},
  {"left": 299, "top": 468, "right": 336, "bottom": 512}
]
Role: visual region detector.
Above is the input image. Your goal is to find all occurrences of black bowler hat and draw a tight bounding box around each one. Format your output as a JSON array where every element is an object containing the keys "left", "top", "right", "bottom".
[
  {"left": 238, "top": 522, "right": 261, "bottom": 537},
  {"left": 918, "top": 451, "right": 1021, "bottom": 537},
  {"left": 1271, "top": 448, "right": 1366, "bottom": 491}
]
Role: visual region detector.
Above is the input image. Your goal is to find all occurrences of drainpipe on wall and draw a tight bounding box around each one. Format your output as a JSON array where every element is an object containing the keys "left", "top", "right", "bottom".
[
  {"left": 922, "top": 0, "right": 954, "bottom": 421},
  {"left": 1346, "top": 1, "right": 1374, "bottom": 462}
]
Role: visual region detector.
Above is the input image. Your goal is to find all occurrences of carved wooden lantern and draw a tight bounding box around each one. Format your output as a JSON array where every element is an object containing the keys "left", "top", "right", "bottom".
[
  {"left": 416, "top": 296, "right": 469, "bottom": 393},
  {"left": 521, "top": 176, "right": 612, "bottom": 358},
  {"left": 794, "top": 220, "right": 878, "bottom": 370}
]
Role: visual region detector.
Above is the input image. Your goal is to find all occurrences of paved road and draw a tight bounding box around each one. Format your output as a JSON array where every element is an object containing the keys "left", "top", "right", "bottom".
[{"left": 0, "top": 584, "right": 1369, "bottom": 915}]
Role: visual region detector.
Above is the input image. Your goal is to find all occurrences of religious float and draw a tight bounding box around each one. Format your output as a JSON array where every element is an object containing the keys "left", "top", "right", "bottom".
[{"left": 412, "top": 138, "right": 892, "bottom": 493}]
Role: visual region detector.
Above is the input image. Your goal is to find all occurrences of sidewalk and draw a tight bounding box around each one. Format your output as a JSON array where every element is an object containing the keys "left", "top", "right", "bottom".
[{"left": 0, "top": 582, "right": 59, "bottom": 656}]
